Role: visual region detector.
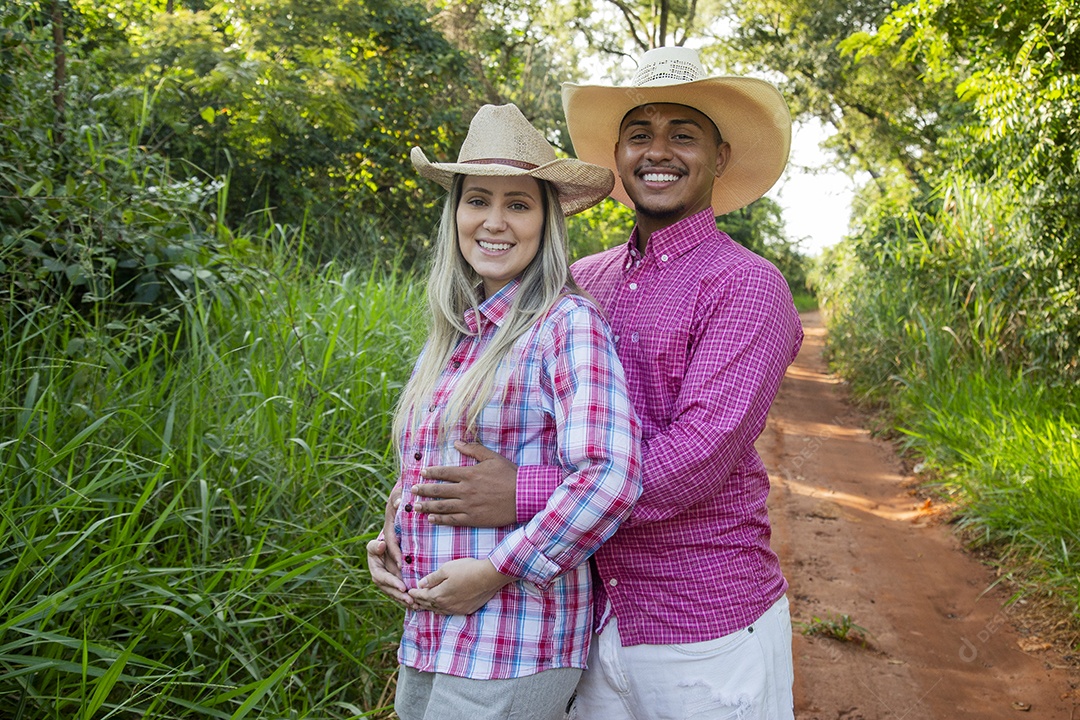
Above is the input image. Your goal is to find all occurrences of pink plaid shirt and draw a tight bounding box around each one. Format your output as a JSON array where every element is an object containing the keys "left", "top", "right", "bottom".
[
  {"left": 518, "top": 209, "right": 803, "bottom": 645},
  {"left": 395, "top": 280, "right": 641, "bottom": 679}
]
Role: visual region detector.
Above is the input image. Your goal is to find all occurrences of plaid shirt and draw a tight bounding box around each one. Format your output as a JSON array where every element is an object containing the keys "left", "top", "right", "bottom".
[
  {"left": 396, "top": 280, "right": 641, "bottom": 679},
  {"left": 518, "top": 209, "right": 803, "bottom": 645}
]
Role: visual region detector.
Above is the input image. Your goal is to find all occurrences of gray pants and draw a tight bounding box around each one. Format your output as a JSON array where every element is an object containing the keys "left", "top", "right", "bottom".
[{"left": 395, "top": 665, "right": 581, "bottom": 720}]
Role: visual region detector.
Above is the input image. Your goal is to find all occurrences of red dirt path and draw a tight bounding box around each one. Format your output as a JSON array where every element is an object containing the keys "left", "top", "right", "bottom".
[{"left": 759, "top": 311, "right": 1079, "bottom": 720}]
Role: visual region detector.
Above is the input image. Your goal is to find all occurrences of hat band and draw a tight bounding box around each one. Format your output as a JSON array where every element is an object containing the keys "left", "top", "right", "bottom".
[{"left": 463, "top": 158, "right": 539, "bottom": 170}]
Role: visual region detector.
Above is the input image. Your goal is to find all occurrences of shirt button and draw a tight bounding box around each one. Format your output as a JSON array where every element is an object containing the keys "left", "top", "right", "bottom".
[
  {"left": 631, "top": 332, "right": 639, "bottom": 343},
  {"left": 609, "top": 578, "right": 618, "bottom": 587},
  {"left": 404, "top": 503, "right": 413, "bottom": 512},
  {"left": 613, "top": 335, "right": 620, "bottom": 343},
  {"left": 661, "top": 254, "right": 669, "bottom": 262},
  {"left": 404, "top": 555, "right": 414, "bottom": 564},
  {"left": 452, "top": 360, "right": 461, "bottom": 369},
  {"left": 428, "top": 404, "right": 436, "bottom": 412},
  {"left": 414, "top": 452, "right": 422, "bottom": 461},
  {"left": 628, "top": 282, "right": 638, "bottom": 290}
]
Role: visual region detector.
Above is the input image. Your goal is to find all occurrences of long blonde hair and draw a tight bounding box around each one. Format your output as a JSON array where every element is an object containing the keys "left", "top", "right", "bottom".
[{"left": 392, "top": 175, "right": 583, "bottom": 450}]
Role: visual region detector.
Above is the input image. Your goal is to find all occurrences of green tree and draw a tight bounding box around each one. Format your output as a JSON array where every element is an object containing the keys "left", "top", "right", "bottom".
[
  {"left": 842, "top": 0, "right": 1080, "bottom": 375},
  {"left": 79, "top": 0, "right": 483, "bottom": 265},
  {"left": 718, "top": 0, "right": 966, "bottom": 193},
  {"left": 1, "top": 1, "right": 238, "bottom": 320}
]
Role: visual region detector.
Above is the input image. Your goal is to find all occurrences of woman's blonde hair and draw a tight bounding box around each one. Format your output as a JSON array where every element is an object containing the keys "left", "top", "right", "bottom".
[{"left": 392, "top": 175, "right": 582, "bottom": 450}]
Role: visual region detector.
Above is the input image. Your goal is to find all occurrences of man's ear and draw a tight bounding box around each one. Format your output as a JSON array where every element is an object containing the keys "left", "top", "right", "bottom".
[{"left": 714, "top": 141, "right": 732, "bottom": 179}]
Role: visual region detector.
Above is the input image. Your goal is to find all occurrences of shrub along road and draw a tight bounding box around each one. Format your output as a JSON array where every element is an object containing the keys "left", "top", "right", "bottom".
[{"left": 759, "top": 311, "right": 1079, "bottom": 719}]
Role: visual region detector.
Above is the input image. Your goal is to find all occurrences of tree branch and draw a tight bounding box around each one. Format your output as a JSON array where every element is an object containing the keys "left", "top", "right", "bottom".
[{"left": 603, "top": 0, "right": 650, "bottom": 52}]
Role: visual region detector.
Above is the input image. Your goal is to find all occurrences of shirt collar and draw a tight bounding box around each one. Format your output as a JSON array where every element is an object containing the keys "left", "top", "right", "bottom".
[
  {"left": 464, "top": 278, "right": 519, "bottom": 333},
  {"left": 624, "top": 208, "right": 719, "bottom": 266}
]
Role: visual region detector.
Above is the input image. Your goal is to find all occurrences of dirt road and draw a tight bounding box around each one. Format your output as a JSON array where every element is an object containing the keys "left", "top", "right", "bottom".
[{"left": 759, "top": 311, "right": 1079, "bottom": 719}]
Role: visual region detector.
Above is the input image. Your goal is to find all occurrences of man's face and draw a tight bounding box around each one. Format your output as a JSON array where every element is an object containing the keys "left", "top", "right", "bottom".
[{"left": 615, "top": 103, "right": 730, "bottom": 228}]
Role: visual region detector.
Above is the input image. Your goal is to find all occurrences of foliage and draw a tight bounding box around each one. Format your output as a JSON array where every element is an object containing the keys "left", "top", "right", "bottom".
[
  {"left": 799, "top": 614, "right": 870, "bottom": 644},
  {"left": 77, "top": 0, "right": 483, "bottom": 267},
  {"left": 848, "top": 0, "right": 1080, "bottom": 359},
  {"left": 815, "top": 177, "right": 1069, "bottom": 393},
  {"left": 424, "top": 0, "right": 586, "bottom": 138},
  {"left": 894, "top": 365, "right": 1080, "bottom": 610},
  {"left": 803, "top": 0, "right": 1080, "bottom": 380},
  {"left": 0, "top": 4, "right": 238, "bottom": 326},
  {"left": 721, "top": 196, "right": 812, "bottom": 294},
  {"left": 566, "top": 197, "right": 635, "bottom": 260},
  {"left": 570, "top": 0, "right": 729, "bottom": 55},
  {"left": 717, "top": 0, "right": 967, "bottom": 193},
  {"left": 814, "top": 173, "right": 1080, "bottom": 614},
  {"left": 0, "top": 248, "right": 424, "bottom": 718}
]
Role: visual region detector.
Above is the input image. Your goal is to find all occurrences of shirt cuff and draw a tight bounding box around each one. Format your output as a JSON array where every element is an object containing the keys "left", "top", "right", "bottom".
[
  {"left": 515, "top": 465, "right": 563, "bottom": 523},
  {"left": 488, "top": 529, "right": 563, "bottom": 588}
]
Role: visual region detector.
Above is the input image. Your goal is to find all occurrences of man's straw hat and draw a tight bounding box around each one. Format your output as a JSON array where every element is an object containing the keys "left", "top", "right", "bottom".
[
  {"left": 562, "top": 47, "right": 791, "bottom": 217},
  {"left": 411, "top": 103, "right": 615, "bottom": 216}
]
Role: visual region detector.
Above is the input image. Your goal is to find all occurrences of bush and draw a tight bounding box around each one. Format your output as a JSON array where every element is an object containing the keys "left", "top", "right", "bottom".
[{"left": 0, "top": 7, "right": 239, "bottom": 328}]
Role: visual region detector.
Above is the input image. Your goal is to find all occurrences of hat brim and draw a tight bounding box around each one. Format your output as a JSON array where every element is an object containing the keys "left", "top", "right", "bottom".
[
  {"left": 561, "top": 77, "right": 791, "bottom": 216},
  {"left": 410, "top": 147, "right": 615, "bottom": 217}
]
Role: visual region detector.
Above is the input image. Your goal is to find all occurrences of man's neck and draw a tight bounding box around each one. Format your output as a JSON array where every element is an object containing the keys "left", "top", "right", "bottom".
[
  {"left": 634, "top": 216, "right": 663, "bottom": 254},
  {"left": 634, "top": 210, "right": 699, "bottom": 253}
]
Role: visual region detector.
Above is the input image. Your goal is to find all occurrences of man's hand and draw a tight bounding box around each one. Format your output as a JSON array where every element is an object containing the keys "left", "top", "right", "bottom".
[
  {"left": 409, "top": 558, "right": 513, "bottom": 616},
  {"left": 413, "top": 441, "right": 517, "bottom": 527},
  {"left": 366, "top": 485, "right": 414, "bottom": 607}
]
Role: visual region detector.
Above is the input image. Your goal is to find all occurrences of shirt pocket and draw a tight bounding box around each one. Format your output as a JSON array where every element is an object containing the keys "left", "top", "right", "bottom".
[{"left": 627, "top": 325, "right": 686, "bottom": 419}]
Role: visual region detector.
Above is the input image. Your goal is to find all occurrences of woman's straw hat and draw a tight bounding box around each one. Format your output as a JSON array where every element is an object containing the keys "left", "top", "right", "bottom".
[
  {"left": 411, "top": 104, "right": 615, "bottom": 216},
  {"left": 561, "top": 47, "right": 791, "bottom": 217}
]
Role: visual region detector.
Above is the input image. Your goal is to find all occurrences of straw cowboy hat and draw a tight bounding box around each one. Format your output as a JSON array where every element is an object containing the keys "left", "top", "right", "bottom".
[
  {"left": 411, "top": 103, "right": 615, "bottom": 216},
  {"left": 562, "top": 46, "right": 791, "bottom": 217}
]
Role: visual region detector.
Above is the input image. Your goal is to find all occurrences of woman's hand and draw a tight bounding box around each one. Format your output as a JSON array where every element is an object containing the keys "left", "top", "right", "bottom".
[
  {"left": 366, "top": 486, "right": 414, "bottom": 607},
  {"left": 409, "top": 558, "right": 514, "bottom": 615}
]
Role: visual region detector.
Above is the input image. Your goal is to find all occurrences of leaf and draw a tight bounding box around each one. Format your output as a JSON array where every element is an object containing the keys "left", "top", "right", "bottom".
[
  {"left": 65, "top": 263, "right": 86, "bottom": 285},
  {"left": 82, "top": 635, "right": 141, "bottom": 720},
  {"left": 200, "top": 106, "right": 216, "bottom": 124}
]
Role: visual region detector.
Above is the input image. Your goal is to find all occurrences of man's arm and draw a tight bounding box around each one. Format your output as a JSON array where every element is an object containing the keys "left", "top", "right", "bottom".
[{"left": 621, "top": 263, "right": 801, "bottom": 524}]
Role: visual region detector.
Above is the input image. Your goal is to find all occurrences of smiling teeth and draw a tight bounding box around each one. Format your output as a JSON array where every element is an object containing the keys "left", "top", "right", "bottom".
[
  {"left": 479, "top": 240, "right": 512, "bottom": 251},
  {"left": 643, "top": 173, "right": 679, "bottom": 182}
]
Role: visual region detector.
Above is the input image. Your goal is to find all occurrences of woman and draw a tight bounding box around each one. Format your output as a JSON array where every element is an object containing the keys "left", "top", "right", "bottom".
[{"left": 381, "top": 104, "right": 641, "bottom": 720}]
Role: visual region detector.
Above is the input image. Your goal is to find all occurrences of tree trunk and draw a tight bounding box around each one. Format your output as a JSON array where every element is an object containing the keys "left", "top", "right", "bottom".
[
  {"left": 658, "top": 0, "right": 668, "bottom": 47},
  {"left": 51, "top": 0, "right": 66, "bottom": 146}
]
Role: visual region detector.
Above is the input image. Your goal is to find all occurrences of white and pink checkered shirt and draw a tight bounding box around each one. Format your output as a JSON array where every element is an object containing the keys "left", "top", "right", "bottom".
[
  {"left": 518, "top": 209, "right": 804, "bottom": 645},
  {"left": 396, "top": 279, "right": 642, "bottom": 679}
]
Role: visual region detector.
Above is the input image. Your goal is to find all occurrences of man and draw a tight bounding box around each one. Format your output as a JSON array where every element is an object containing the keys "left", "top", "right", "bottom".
[{"left": 369, "top": 46, "right": 803, "bottom": 719}]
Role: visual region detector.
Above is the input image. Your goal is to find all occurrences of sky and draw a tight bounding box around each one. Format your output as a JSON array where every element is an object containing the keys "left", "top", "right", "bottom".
[{"left": 766, "top": 118, "right": 857, "bottom": 257}]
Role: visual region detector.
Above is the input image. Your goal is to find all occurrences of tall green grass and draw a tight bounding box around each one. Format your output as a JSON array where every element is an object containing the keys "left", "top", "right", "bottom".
[
  {"left": 817, "top": 177, "right": 1080, "bottom": 626},
  {"left": 1, "top": 248, "right": 425, "bottom": 718},
  {"left": 897, "top": 362, "right": 1080, "bottom": 607}
]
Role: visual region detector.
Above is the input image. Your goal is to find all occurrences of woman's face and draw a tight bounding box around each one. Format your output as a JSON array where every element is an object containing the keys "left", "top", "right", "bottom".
[{"left": 457, "top": 175, "right": 545, "bottom": 297}]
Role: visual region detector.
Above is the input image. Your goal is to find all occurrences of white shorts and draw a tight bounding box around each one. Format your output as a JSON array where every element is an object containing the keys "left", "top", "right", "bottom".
[{"left": 569, "top": 595, "right": 794, "bottom": 720}]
